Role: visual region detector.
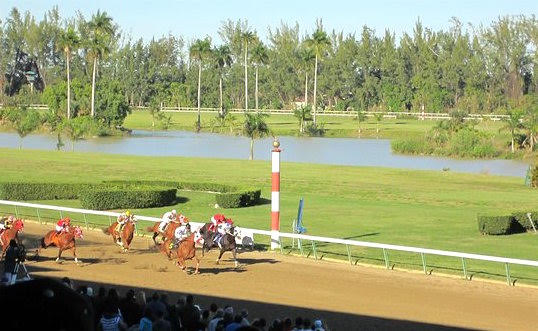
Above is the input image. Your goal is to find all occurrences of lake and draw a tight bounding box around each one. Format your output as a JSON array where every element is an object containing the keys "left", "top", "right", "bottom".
[{"left": 0, "top": 130, "right": 529, "bottom": 177}]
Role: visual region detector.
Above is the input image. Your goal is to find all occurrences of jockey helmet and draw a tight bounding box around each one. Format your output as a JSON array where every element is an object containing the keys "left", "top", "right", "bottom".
[
  {"left": 125, "top": 210, "right": 132, "bottom": 217},
  {"left": 226, "top": 218, "right": 233, "bottom": 224},
  {"left": 172, "top": 209, "right": 177, "bottom": 215},
  {"left": 7, "top": 215, "right": 16, "bottom": 222}
]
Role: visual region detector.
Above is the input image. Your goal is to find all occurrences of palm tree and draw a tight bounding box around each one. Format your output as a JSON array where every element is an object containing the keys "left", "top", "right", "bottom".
[
  {"left": 189, "top": 38, "right": 212, "bottom": 132},
  {"left": 243, "top": 112, "right": 269, "bottom": 160},
  {"left": 251, "top": 42, "right": 268, "bottom": 110},
  {"left": 304, "top": 23, "right": 331, "bottom": 124},
  {"left": 356, "top": 110, "right": 367, "bottom": 135},
  {"left": 293, "top": 105, "right": 312, "bottom": 133},
  {"left": 57, "top": 25, "right": 80, "bottom": 119},
  {"left": 297, "top": 46, "right": 315, "bottom": 106},
  {"left": 241, "top": 30, "right": 257, "bottom": 111},
  {"left": 87, "top": 10, "right": 115, "bottom": 118},
  {"left": 213, "top": 45, "right": 232, "bottom": 114},
  {"left": 502, "top": 110, "right": 524, "bottom": 153}
]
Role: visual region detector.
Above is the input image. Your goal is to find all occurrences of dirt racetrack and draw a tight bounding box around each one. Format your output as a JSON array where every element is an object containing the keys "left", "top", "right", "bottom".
[{"left": 8, "top": 221, "right": 538, "bottom": 330}]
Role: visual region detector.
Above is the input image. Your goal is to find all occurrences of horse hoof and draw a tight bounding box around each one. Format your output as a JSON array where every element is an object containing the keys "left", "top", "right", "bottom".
[
  {"left": 74, "top": 258, "right": 79, "bottom": 263},
  {"left": 234, "top": 262, "right": 239, "bottom": 268},
  {"left": 55, "top": 258, "right": 60, "bottom": 263},
  {"left": 215, "top": 259, "right": 220, "bottom": 265}
]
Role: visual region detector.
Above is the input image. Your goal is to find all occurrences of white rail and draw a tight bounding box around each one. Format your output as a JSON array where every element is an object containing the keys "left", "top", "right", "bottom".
[{"left": 0, "top": 200, "right": 534, "bottom": 284}]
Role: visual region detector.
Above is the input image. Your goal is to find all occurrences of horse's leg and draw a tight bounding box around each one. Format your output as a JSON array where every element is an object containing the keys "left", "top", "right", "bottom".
[
  {"left": 194, "top": 257, "right": 200, "bottom": 274},
  {"left": 72, "top": 243, "right": 78, "bottom": 263},
  {"left": 216, "top": 249, "right": 225, "bottom": 264},
  {"left": 152, "top": 232, "right": 159, "bottom": 246},
  {"left": 56, "top": 247, "right": 63, "bottom": 263},
  {"left": 232, "top": 248, "right": 238, "bottom": 268}
]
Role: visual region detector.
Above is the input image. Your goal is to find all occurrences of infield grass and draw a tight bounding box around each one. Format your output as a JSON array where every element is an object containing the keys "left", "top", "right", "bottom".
[{"left": 1, "top": 148, "right": 537, "bottom": 284}]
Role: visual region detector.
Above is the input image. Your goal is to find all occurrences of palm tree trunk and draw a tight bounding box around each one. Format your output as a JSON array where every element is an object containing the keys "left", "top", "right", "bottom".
[
  {"left": 300, "top": 119, "right": 303, "bottom": 133},
  {"left": 304, "top": 72, "right": 308, "bottom": 105},
  {"left": 91, "top": 57, "right": 97, "bottom": 117},
  {"left": 249, "top": 138, "right": 254, "bottom": 160},
  {"left": 219, "top": 76, "right": 223, "bottom": 111},
  {"left": 244, "top": 42, "right": 248, "bottom": 111},
  {"left": 255, "top": 66, "right": 259, "bottom": 110},
  {"left": 511, "top": 136, "right": 515, "bottom": 153},
  {"left": 66, "top": 53, "right": 71, "bottom": 119},
  {"left": 197, "top": 62, "right": 202, "bottom": 132},
  {"left": 313, "top": 53, "right": 318, "bottom": 124}
]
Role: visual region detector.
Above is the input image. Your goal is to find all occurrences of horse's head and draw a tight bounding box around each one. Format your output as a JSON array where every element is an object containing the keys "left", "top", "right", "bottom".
[
  {"left": 13, "top": 219, "right": 24, "bottom": 232},
  {"left": 194, "top": 231, "right": 204, "bottom": 245},
  {"left": 73, "top": 226, "right": 84, "bottom": 239}
]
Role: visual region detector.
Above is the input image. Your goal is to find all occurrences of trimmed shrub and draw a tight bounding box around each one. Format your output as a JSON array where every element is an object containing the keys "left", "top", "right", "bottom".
[
  {"left": 80, "top": 187, "right": 177, "bottom": 210},
  {"left": 477, "top": 215, "right": 517, "bottom": 235},
  {"left": 0, "top": 182, "right": 95, "bottom": 200},
  {"left": 511, "top": 211, "right": 538, "bottom": 231},
  {"left": 216, "top": 189, "right": 261, "bottom": 208}
]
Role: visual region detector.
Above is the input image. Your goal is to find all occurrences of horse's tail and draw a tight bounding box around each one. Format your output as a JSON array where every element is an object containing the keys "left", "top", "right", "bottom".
[
  {"left": 102, "top": 227, "right": 111, "bottom": 235},
  {"left": 39, "top": 237, "right": 46, "bottom": 248}
]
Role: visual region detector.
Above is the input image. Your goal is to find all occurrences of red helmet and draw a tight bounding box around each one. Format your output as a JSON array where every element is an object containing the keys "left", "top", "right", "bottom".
[{"left": 226, "top": 218, "right": 233, "bottom": 224}]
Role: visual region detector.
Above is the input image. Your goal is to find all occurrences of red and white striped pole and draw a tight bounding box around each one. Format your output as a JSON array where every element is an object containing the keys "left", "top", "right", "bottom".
[{"left": 271, "top": 138, "right": 281, "bottom": 250}]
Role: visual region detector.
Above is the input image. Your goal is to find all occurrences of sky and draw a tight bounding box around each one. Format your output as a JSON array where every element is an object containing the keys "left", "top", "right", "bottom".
[{"left": 1, "top": 0, "right": 537, "bottom": 44}]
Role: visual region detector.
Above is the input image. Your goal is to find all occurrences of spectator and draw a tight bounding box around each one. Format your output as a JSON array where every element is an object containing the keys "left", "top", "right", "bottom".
[
  {"left": 152, "top": 309, "right": 171, "bottom": 331},
  {"left": 269, "top": 318, "right": 282, "bottom": 331},
  {"left": 120, "top": 289, "right": 141, "bottom": 327},
  {"left": 208, "top": 308, "right": 224, "bottom": 331},
  {"left": 166, "top": 303, "right": 181, "bottom": 331},
  {"left": 138, "top": 308, "right": 153, "bottom": 331},
  {"left": 62, "top": 276, "right": 73, "bottom": 289},
  {"left": 283, "top": 318, "right": 292, "bottom": 331},
  {"left": 225, "top": 314, "right": 243, "bottom": 331},
  {"left": 292, "top": 317, "right": 303, "bottom": 331},
  {"left": 2, "top": 240, "right": 19, "bottom": 285},
  {"left": 201, "top": 309, "right": 211, "bottom": 328},
  {"left": 136, "top": 291, "right": 147, "bottom": 306},
  {"left": 146, "top": 292, "right": 166, "bottom": 319},
  {"left": 99, "top": 296, "right": 127, "bottom": 331},
  {"left": 240, "top": 309, "right": 250, "bottom": 326},
  {"left": 94, "top": 287, "right": 108, "bottom": 326},
  {"left": 209, "top": 303, "right": 218, "bottom": 320},
  {"left": 180, "top": 294, "right": 201, "bottom": 331},
  {"left": 313, "top": 320, "right": 325, "bottom": 331},
  {"left": 218, "top": 309, "right": 234, "bottom": 330},
  {"left": 302, "top": 319, "right": 312, "bottom": 331}
]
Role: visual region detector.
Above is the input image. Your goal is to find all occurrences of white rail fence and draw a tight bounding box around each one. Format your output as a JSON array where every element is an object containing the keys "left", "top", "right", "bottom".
[
  {"left": 1, "top": 199, "right": 536, "bottom": 285},
  {"left": 1, "top": 104, "right": 509, "bottom": 121}
]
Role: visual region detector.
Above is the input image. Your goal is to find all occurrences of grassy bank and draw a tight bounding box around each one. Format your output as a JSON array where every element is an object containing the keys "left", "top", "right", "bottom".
[{"left": 1, "top": 148, "right": 537, "bottom": 283}]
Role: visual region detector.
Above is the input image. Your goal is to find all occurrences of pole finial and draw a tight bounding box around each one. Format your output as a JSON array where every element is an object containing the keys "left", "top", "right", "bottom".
[{"left": 272, "top": 137, "right": 280, "bottom": 149}]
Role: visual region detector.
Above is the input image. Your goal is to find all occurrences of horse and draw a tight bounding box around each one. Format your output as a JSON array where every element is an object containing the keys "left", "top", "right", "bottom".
[
  {"left": 199, "top": 223, "right": 239, "bottom": 267},
  {"left": 173, "top": 233, "right": 200, "bottom": 274},
  {"left": 1, "top": 219, "right": 24, "bottom": 257},
  {"left": 103, "top": 220, "right": 135, "bottom": 252},
  {"left": 146, "top": 221, "right": 180, "bottom": 246},
  {"left": 36, "top": 226, "right": 83, "bottom": 263}
]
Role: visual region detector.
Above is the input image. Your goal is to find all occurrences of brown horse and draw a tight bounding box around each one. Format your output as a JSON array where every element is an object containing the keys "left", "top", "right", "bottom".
[
  {"left": 103, "top": 220, "right": 135, "bottom": 252},
  {"left": 174, "top": 233, "right": 199, "bottom": 274},
  {"left": 37, "top": 226, "right": 83, "bottom": 263},
  {"left": 0, "top": 219, "right": 24, "bottom": 256},
  {"left": 147, "top": 221, "right": 180, "bottom": 246}
]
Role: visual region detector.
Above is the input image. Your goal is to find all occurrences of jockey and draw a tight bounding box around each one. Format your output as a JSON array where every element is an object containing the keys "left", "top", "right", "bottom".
[
  {"left": 173, "top": 223, "right": 191, "bottom": 246},
  {"left": 214, "top": 218, "right": 233, "bottom": 247},
  {"left": 55, "top": 217, "right": 71, "bottom": 233},
  {"left": 158, "top": 209, "right": 179, "bottom": 233},
  {"left": 0, "top": 215, "right": 15, "bottom": 233},
  {"left": 209, "top": 214, "right": 225, "bottom": 232},
  {"left": 115, "top": 211, "right": 134, "bottom": 244}
]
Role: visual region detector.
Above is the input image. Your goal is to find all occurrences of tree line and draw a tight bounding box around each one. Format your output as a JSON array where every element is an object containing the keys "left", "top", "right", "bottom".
[{"left": 1, "top": 7, "right": 538, "bottom": 118}]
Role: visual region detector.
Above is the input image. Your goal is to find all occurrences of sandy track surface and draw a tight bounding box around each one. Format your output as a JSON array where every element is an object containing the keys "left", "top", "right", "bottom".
[{"left": 10, "top": 221, "right": 538, "bottom": 330}]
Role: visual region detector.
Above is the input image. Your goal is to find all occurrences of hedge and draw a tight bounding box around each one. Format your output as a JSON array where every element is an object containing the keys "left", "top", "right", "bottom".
[
  {"left": 0, "top": 182, "right": 95, "bottom": 200},
  {"left": 477, "top": 215, "right": 516, "bottom": 235},
  {"left": 216, "top": 189, "right": 261, "bottom": 208},
  {"left": 104, "top": 180, "right": 260, "bottom": 208},
  {"left": 511, "top": 211, "right": 538, "bottom": 231},
  {"left": 80, "top": 187, "right": 177, "bottom": 210}
]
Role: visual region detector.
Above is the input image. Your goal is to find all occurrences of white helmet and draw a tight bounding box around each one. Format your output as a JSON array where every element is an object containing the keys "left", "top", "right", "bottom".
[{"left": 172, "top": 210, "right": 177, "bottom": 215}]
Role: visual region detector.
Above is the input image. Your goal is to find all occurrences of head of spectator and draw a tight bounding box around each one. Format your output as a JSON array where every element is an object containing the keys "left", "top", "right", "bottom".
[
  {"left": 107, "top": 288, "right": 119, "bottom": 302},
  {"left": 186, "top": 294, "right": 194, "bottom": 305},
  {"left": 202, "top": 309, "right": 210, "bottom": 321},
  {"left": 125, "top": 289, "right": 135, "bottom": 301},
  {"left": 160, "top": 293, "right": 169, "bottom": 306},
  {"left": 314, "top": 319, "right": 324, "bottom": 331},
  {"left": 61, "top": 277, "right": 72, "bottom": 289},
  {"left": 224, "top": 306, "right": 234, "bottom": 316},
  {"left": 151, "top": 292, "right": 160, "bottom": 302},
  {"left": 294, "top": 317, "right": 303, "bottom": 329},
  {"left": 214, "top": 308, "right": 224, "bottom": 319},
  {"left": 210, "top": 303, "right": 218, "bottom": 313},
  {"left": 97, "top": 286, "right": 106, "bottom": 298},
  {"left": 177, "top": 296, "right": 186, "bottom": 308},
  {"left": 303, "top": 318, "right": 311, "bottom": 330},
  {"left": 283, "top": 318, "right": 292, "bottom": 330}
]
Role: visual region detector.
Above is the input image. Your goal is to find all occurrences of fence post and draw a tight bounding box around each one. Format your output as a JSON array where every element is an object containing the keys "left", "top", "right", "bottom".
[
  {"left": 382, "top": 248, "right": 389, "bottom": 269},
  {"left": 298, "top": 239, "right": 304, "bottom": 256},
  {"left": 60, "top": 210, "right": 63, "bottom": 219},
  {"left": 462, "top": 258, "right": 468, "bottom": 280},
  {"left": 36, "top": 208, "right": 42, "bottom": 223},
  {"left": 346, "top": 244, "right": 352, "bottom": 265},
  {"left": 505, "top": 263, "right": 512, "bottom": 286},
  {"left": 83, "top": 213, "right": 88, "bottom": 229},
  {"left": 421, "top": 253, "right": 427, "bottom": 274},
  {"left": 15, "top": 206, "right": 19, "bottom": 218},
  {"left": 108, "top": 216, "right": 112, "bottom": 226},
  {"left": 311, "top": 241, "right": 317, "bottom": 260}
]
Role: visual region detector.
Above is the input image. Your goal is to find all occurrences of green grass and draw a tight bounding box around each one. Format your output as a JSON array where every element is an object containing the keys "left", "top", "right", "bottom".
[{"left": 1, "top": 148, "right": 537, "bottom": 283}]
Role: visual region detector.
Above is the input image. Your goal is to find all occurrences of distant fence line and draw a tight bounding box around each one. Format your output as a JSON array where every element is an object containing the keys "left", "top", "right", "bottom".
[
  {"left": 1, "top": 199, "right": 536, "bottom": 286},
  {"left": 0, "top": 104, "right": 509, "bottom": 121}
]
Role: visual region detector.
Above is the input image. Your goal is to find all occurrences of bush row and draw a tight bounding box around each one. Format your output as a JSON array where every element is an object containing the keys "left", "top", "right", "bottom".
[
  {"left": 104, "top": 180, "right": 260, "bottom": 208},
  {"left": 0, "top": 180, "right": 261, "bottom": 209},
  {"left": 80, "top": 187, "right": 177, "bottom": 210},
  {"left": 477, "top": 212, "right": 537, "bottom": 235}
]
